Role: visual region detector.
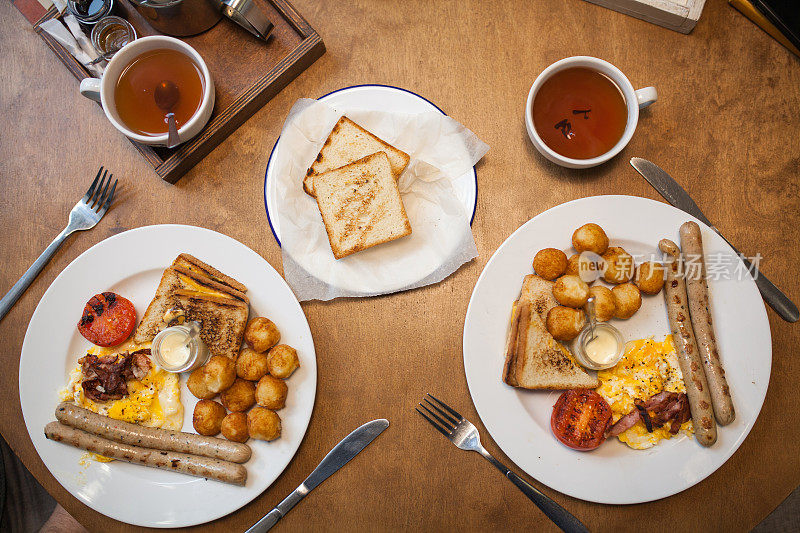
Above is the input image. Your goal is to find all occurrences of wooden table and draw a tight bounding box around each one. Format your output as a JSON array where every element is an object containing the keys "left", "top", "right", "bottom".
[{"left": 1, "top": 0, "right": 798, "bottom": 530}]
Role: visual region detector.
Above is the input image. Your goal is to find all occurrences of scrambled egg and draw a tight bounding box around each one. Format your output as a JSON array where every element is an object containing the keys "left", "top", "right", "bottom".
[
  {"left": 596, "top": 336, "right": 693, "bottom": 449},
  {"left": 59, "top": 340, "right": 183, "bottom": 432}
]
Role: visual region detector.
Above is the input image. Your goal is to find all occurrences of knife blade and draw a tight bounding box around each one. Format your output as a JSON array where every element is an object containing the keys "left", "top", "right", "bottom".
[
  {"left": 630, "top": 157, "right": 799, "bottom": 323},
  {"left": 246, "top": 419, "right": 389, "bottom": 533}
]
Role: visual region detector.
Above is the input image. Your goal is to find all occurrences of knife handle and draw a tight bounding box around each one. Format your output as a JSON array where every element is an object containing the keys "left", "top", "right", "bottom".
[
  {"left": 245, "top": 487, "right": 307, "bottom": 533},
  {"left": 715, "top": 231, "right": 799, "bottom": 323}
]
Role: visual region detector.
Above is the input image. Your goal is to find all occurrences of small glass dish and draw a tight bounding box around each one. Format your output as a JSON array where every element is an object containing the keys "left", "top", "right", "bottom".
[
  {"left": 572, "top": 322, "right": 625, "bottom": 370},
  {"left": 151, "top": 322, "right": 210, "bottom": 373},
  {"left": 91, "top": 16, "right": 137, "bottom": 57}
]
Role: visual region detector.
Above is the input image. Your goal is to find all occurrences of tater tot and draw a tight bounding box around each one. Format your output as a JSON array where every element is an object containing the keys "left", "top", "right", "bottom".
[
  {"left": 266, "top": 345, "right": 300, "bottom": 379},
  {"left": 236, "top": 348, "right": 269, "bottom": 381},
  {"left": 572, "top": 223, "right": 609, "bottom": 255},
  {"left": 635, "top": 261, "right": 665, "bottom": 295},
  {"left": 256, "top": 375, "right": 288, "bottom": 410},
  {"left": 552, "top": 275, "right": 590, "bottom": 308},
  {"left": 588, "top": 285, "right": 615, "bottom": 322},
  {"left": 601, "top": 246, "right": 635, "bottom": 284},
  {"left": 533, "top": 248, "right": 568, "bottom": 280},
  {"left": 612, "top": 283, "right": 642, "bottom": 319},
  {"left": 220, "top": 378, "right": 256, "bottom": 412},
  {"left": 545, "top": 306, "right": 585, "bottom": 341},
  {"left": 192, "top": 400, "right": 226, "bottom": 436},
  {"left": 202, "top": 355, "right": 237, "bottom": 394},
  {"left": 221, "top": 412, "right": 249, "bottom": 443},
  {"left": 187, "top": 367, "right": 216, "bottom": 400},
  {"left": 244, "top": 317, "right": 281, "bottom": 353},
  {"left": 247, "top": 407, "right": 281, "bottom": 441}
]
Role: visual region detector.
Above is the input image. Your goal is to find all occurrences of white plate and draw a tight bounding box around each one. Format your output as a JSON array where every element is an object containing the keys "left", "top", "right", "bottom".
[
  {"left": 19, "top": 225, "right": 317, "bottom": 528},
  {"left": 263, "top": 83, "right": 478, "bottom": 246},
  {"left": 463, "top": 195, "right": 771, "bottom": 504}
]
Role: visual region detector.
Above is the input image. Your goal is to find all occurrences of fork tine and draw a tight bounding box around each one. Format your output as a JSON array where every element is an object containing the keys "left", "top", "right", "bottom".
[
  {"left": 91, "top": 170, "right": 109, "bottom": 207},
  {"left": 426, "top": 393, "right": 464, "bottom": 421},
  {"left": 95, "top": 173, "right": 113, "bottom": 211},
  {"left": 97, "top": 179, "right": 117, "bottom": 217},
  {"left": 83, "top": 167, "right": 103, "bottom": 203},
  {"left": 419, "top": 403, "right": 455, "bottom": 433},
  {"left": 423, "top": 397, "right": 459, "bottom": 426},
  {"left": 415, "top": 407, "right": 450, "bottom": 438}
]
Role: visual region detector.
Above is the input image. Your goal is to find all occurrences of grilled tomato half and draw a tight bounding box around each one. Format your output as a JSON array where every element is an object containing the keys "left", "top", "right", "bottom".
[
  {"left": 551, "top": 389, "right": 612, "bottom": 451},
  {"left": 77, "top": 292, "right": 136, "bottom": 347}
]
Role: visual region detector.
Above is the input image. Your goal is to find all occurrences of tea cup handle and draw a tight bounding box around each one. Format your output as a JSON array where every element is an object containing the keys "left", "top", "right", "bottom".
[
  {"left": 635, "top": 87, "right": 657, "bottom": 110},
  {"left": 79, "top": 77, "right": 102, "bottom": 103}
]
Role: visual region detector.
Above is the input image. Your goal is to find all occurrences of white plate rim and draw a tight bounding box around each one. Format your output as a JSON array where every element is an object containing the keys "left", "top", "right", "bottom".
[
  {"left": 19, "top": 224, "right": 317, "bottom": 527},
  {"left": 462, "top": 195, "right": 772, "bottom": 505}
]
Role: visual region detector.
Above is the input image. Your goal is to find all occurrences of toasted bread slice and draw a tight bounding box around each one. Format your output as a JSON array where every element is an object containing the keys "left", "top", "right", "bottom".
[
  {"left": 172, "top": 253, "right": 247, "bottom": 294},
  {"left": 502, "top": 275, "right": 598, "bottom": 389},
  {"left": 303, "top": 116, "right": 410, "bottom": 197},
  {"left": 133, "top": 264, "right": 248, "bottom": 346},
  {"left": 169, "top": 291, "right": 248, "bottom": 359},
  {"left": 314, "top": 152, "right": 412, "bottom": 259}
]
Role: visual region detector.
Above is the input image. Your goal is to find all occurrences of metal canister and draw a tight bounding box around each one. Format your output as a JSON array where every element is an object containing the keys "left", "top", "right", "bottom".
[{"left": 126, "top": 0, "right": 223, "bottom": 37}]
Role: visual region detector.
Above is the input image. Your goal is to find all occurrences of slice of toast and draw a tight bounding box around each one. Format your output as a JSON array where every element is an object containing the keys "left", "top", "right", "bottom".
[
  {"left": 303, "top": 116, "right": 410, "bottom": 197},
  {"left": 502, "top": 275, "right": 598, "bottom": 389},
  {"left": 169, "top": 291, "right": 248, "bottom": 360},
  {"left": 314, "top": 152, "right": 412, "bottom": 259},
  {"left": 172, "top": 253, "right": 247, "bottom": 294}
]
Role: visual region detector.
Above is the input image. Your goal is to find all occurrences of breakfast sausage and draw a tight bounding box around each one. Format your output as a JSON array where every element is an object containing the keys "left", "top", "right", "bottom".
[
  {"left": 44, "top": 422, "right": 247, "bottom": 486},
  {"left": 659, "top": 239, "right": 717, "bottom": 447},
  {"left": 679, "top": 222, "right": 735, "bottom": 426},
  {"left": 55, "top": 403, "right": 251, "bottom": 463}
]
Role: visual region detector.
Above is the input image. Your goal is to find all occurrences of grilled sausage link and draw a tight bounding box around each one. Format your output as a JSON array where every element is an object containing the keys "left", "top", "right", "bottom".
[
  {"left": 44, "top": 421, "right": 247, "bottom": 486},
  {"left": 679, "top": 222, "right": 735, "bottom": 425},
  {"left": 55, "top": 403, "right": 251, "bottom": 463},
  {"left": 659, "top": 239, "right": 717, "bottom": 447}
]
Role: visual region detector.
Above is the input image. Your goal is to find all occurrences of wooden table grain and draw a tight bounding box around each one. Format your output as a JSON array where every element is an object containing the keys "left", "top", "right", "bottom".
[{"left": 1, "top": 0, "right": 798, "bottom": 531}]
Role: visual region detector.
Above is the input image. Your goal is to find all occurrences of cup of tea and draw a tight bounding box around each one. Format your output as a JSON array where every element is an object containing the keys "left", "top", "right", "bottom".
[
  {"left": 525, "top": 56, "right": 656, "bottom": 169},
  {"left": 79, "top": 35, "right": 215, "bottom": 147}
]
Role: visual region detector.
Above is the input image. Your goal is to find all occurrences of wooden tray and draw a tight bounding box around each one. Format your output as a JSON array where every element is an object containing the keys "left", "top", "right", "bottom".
[{"left": 34, "top": 0, "right": 324, "bottom": 183}]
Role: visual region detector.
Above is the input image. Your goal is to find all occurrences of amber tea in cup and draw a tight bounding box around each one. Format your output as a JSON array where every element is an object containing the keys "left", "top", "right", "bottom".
[
  {"left": 114, "top": 48, "right": 204, "bottom": 137},
  {"left": 532, "top": 67, "right": 628, "bottom": 160}
]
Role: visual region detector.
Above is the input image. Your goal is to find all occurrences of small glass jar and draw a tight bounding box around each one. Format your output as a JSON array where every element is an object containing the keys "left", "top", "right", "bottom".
[
  {"left": 151, "top": 321, "right": 210, "bottom": 373},
  {"left": 572, "top": 322, "right": 625, "bottom": 370},
  {"left": 91, "top": 16, "right": 137, "bottom": 56},
  {"left": 67, "top": 0, "right": 116, "bottom": 29}
]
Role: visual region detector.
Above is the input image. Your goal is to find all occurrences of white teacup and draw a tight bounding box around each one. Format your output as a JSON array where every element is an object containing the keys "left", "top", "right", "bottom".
[
  {"left": 79, "top": 36, "right": 215, "bottom": 147},
  {"left": 525, "top": 56, "right": 656, "bottom": 169}
]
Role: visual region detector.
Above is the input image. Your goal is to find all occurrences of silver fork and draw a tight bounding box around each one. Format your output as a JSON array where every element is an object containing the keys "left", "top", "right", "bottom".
[
  {"left": 416, "top": 393, "right": 589, "bottom": 533},
  {"left": 0, "top": 168, "right": 118, "bottom": 321}
]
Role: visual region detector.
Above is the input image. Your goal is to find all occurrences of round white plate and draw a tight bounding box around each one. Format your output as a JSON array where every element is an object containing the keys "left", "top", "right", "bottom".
[
  {"left": 463, "top": 195, "right": 771, "bottom": 504},
  {"left": 19, "top": 225, "right": 317, "bottom": 528},
  {"left": 263, "top": 83, "right": 478, "bottom": 247}
]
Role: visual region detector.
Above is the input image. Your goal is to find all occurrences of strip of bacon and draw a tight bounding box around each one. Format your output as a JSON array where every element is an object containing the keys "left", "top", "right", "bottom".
[
  {"left": 78, "top": 350, "right": 152, "bottom": 402},
  {"left": 606, "top": 391, "right": 691, "bottom": 438}
]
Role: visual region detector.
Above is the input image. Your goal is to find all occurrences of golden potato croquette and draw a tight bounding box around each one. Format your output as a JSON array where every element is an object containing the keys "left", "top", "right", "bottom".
[
  {"left": 612, "top": 283, "right": 642, "bottom": 319},
  {"left": 601, "top": 246, "right": 635, "bottom": 284},
  {"left": 256, "top": 375, "right": 288, "bottom": 410},
  {"left": 192, "top": 400, "right": 226, "bottom": 436},
  {"left": 220, "top": 378, "right": 256, "bottom": 412},
  {"left": 236, "top": 348, "right": 269, "bottom": 381},
  {"left": 572, "top": 223, "right": 609, "bottom": 255},
  {"left": 247, "top": 407, "right": 281, "bottom": 441},
  {"left": 244, "top": 317, "right": 281, "bottom": 353},
  {"left": 533, "top": 248, "right": 568, "bottom": 280},
  {"left": 267, "top": 345, "right": 300, "bottom": 379},
  {"left": 635, "top": 261, "right": 665, "bottom": 295},
  {"left": 546, "top": 306, "right": 585, "bottom": 341},
  {"left": 221, "top": 412, "right": 249, "bottom": 443},
  {"left": 565, "top": 254, "right": 581, "bottom": 276},
  {"left": 187, "top": 367, "right": 216, "bottom": 400},
  {"left": 588, "top": 285, "right": 616, "bottom": 322},
  {"left": 203, "top": 355, "right": 237, "bottom": 394},
  {"left": 553, "top": 275, "right": 590, "bottom": 308}
]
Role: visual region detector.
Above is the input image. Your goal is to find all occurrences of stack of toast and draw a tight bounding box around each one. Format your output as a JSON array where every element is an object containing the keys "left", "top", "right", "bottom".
[
  {"left": 304, "top": 116, "right": 413, "bottom": 259},
  {"left": 502, "top": 275, "right": 598, "bottom": 389},
  {"left": 133, "top": 254, "right": 249, "bottom": 360}
]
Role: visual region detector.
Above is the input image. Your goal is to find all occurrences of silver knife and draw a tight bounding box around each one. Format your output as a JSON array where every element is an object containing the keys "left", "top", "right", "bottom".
[
  {"left": 246, "top": 419, "right": 389, "bottom": 532},
  {"left": 630, "top": 157, "right": 799, "bottom": 323}
]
